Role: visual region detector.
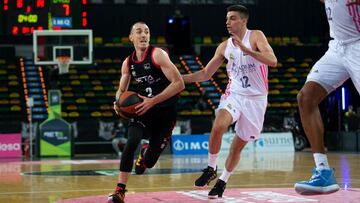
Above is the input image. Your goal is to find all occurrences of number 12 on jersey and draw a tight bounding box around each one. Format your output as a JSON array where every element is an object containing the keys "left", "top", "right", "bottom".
[{"left": 240, "top": 76, "right": 251, "bottom": 88}]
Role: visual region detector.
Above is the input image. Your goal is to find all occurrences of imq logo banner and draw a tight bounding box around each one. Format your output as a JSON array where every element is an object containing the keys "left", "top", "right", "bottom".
[
  {"left": 171, "top": 134, "right": 209, "bottom": 155},
  {"left": 52, "top": 17, "right": 72, "bottom": 28}
]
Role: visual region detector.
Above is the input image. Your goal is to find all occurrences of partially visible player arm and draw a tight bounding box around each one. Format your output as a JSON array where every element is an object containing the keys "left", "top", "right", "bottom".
[
  {"left": 114, "top": 57, "right": 131, "bottom": 117},
  {"left": 231, "top": 30, "right": 277, "bottom": 67},
  {"left": 135, "top": 48, "right": 185, "bottom": 115},
  {"left": 182, "top": 41, "right": 226, "bottom": 83}
]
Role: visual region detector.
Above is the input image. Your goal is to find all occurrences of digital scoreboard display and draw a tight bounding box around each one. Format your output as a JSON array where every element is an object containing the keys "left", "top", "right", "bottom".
[{"left": 1, "top": 0, "right": 88, "bottom": 36}]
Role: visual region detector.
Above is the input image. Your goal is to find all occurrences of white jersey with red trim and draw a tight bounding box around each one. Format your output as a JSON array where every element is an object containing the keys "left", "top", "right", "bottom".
[
  {"left": 325, "top": 0, "right": 360, "bottom": 43},
  {"left": 224, "top": 30, "right": 268, "bottom": 97}
]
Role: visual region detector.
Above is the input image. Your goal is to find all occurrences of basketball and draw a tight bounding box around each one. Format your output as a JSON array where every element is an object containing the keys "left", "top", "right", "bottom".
[{"left": 117, "top": 91, "right": 143, "bottom": 118}]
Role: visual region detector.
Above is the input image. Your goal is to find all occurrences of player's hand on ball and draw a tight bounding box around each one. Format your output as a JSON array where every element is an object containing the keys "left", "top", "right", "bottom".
[
  {"left": 113, "top": 101, "right": 120, "bottom": 114},
  {"left": 113, "top": 101, "right": 129, "bottom": 119},
  {"left": 135, "top": 95, "right": 156, "bottom": 116}
]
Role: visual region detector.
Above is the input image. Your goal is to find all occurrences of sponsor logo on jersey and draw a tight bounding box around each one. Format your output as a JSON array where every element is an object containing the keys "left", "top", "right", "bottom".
[
  {"left": 135, "top": 75, "right": 158, "bottom": 84},
  {"left": 311, "top": 69, "right": 319, "bottom": 73},
  {"left": 144, "top": 63, "right": 151, "bottom": 70},
  {"left": 230, "top": 53, "right": 235, "bottom": 61},
  {"left": 230, "top": 63, "right": 256, "bottom": 78}
]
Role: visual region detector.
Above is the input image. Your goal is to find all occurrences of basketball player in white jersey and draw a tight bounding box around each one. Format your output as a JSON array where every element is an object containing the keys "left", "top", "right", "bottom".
[
  {"left": 294, "top": 0, "right": 360, "bottom": 195},
  {"left": 182, "top": 5, "right": 277, "bottom": 199}
]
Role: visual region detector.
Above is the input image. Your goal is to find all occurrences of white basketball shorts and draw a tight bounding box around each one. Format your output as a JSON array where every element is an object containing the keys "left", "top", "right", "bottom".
[
  {"left": 306, "top": 39, "right": 360, "bottom": 94},
  {"left": 216, "top": 93, "right": 267, "bottom": 141}
]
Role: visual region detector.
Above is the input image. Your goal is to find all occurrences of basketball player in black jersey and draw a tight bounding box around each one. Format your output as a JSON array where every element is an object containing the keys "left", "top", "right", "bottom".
[{"left": 108, "top": 21, "right": 184, "bottom": 203}]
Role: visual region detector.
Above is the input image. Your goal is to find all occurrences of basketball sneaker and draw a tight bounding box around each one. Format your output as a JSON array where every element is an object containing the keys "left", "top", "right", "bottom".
[
  {"left": 194, "top": 166, "right": 217, "bottom": 188},
  {"left": 135, "top": 143, "right": 148, "bottom": 175},
  {"left": 108, "top": 186, "right": 126, "bottom": 203},
  {"left": 294, "top": 168, "right": 340, "bottom": 194},
  {"left": 208, "top": 179, "right": 226, "bottom": 199}
]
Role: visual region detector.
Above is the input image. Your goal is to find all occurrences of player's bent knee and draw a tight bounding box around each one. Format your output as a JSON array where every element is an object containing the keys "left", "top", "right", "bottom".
[
  {"left": 297, "top": 90, "right": 316, "bottom": 109},
  {"left": 297, "top": 91, "right": 305, "bottom": 106},
  {"left": 211, "top": 123, "right": 228, "bottom": 135}
]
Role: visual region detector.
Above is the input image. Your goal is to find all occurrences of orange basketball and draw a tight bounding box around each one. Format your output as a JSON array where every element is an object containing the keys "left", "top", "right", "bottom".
[{"left": 117, "top": 91, "right": 143, "bottom": 118}]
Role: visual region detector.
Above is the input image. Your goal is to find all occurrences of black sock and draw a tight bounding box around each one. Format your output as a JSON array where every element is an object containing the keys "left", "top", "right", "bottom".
[{"left": 117, "top": 183, "right": 126, "bottom": 189}]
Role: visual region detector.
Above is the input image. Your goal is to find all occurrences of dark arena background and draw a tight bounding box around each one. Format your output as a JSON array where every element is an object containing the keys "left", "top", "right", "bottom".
[{"left": 0, "top": 0, "right": 359, "bottom": 202}]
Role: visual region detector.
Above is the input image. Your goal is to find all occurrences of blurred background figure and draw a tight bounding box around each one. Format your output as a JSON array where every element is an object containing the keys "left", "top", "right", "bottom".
[
  {"left": 194, "top": 90, "right": 208, "bottom": 111},
  {"left": 344, "top": 105, "right": 359, "bottom": 132},
  {"left": 111, "top": 121, "right": 127, "bottom": 157}
]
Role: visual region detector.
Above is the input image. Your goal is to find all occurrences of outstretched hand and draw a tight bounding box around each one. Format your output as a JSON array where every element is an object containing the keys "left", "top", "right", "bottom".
[
  {"left": 347, "top": 0, "right": 360, "bottom": 5},
  {"left": 230, "top": 32, "right": 250, "bottom": 54},
  {"left": 135, "top": 95, "right": 156, "bottom": 116}
]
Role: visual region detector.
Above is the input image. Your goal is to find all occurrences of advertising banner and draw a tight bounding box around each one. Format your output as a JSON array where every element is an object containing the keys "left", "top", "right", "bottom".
[
  {"left": 171, "top": 134, "right": 208, "bottom": 155},
  {"left": 255, "top": 132, "right": 294, "bottom": 152},
  {"left": 0, "top": 133, "right": 22, "bottom": 158},
  {"left": 38, "top": 90, "right": 72, "bottom": 157},
  {"left": 220, "top": 133, "right": 254, "bottom": 154},
  {"left": 171, "top": 132, "right": 294, "bottom": 155},
  {"left": 39, "top": 119, "right": 72, "bottom": 157}
]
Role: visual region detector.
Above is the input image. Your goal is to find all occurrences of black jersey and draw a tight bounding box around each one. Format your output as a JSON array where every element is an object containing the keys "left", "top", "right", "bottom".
[{"left": 127, "top": 46, "right": 177, "bottom": 107}]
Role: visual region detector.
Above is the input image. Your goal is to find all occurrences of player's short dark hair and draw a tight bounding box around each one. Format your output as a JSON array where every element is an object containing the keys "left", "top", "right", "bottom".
[
  {"left": 130, "top": 21, "right": 147, "bottom": 34},
  {"left": 227, "top": 5, "right": 249, "bottom": 19}
]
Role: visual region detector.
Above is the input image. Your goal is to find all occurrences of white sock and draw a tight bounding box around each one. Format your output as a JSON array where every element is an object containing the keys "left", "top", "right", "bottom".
[
  {"left": 219, "top": 168, "right": 232, "bottom": 183},
  {"left": 313, "top": 153, "right": 330, "bottom": 170},
  {"left": 208, "top": 153, "right": 218, "bottom": 169}
]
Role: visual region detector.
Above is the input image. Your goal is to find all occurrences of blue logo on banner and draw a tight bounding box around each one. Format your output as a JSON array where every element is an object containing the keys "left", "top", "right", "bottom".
[
  {"left": 171, "top": 134, "right": 209, "bottom": 155},
  {"left": 52, "top": 17, "right": 72, "bottom": 28}
]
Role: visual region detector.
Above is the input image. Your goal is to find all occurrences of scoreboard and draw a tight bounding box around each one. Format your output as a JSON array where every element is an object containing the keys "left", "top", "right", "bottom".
[{"left": 1, "top": 0, "right": 88, "bottom": 36}]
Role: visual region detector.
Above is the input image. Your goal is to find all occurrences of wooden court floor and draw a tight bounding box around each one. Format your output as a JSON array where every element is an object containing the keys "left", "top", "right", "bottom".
[{"left": 0, "top": 152, "right": 359, "bottom": 203}]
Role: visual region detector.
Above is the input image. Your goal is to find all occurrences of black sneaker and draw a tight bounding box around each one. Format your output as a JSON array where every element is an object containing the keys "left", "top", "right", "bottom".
[
  {"left": 107, "top": 186, "right": 127, "bottom": 203},
  {"left": 194, "top": 166, "right": 217, "bottom": 188},
  {"left": 134, "top": 143, "right": 148, "bottom": 175},
  {"left": 208, "top": 179, "right": 226, "bottom": 199}
]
